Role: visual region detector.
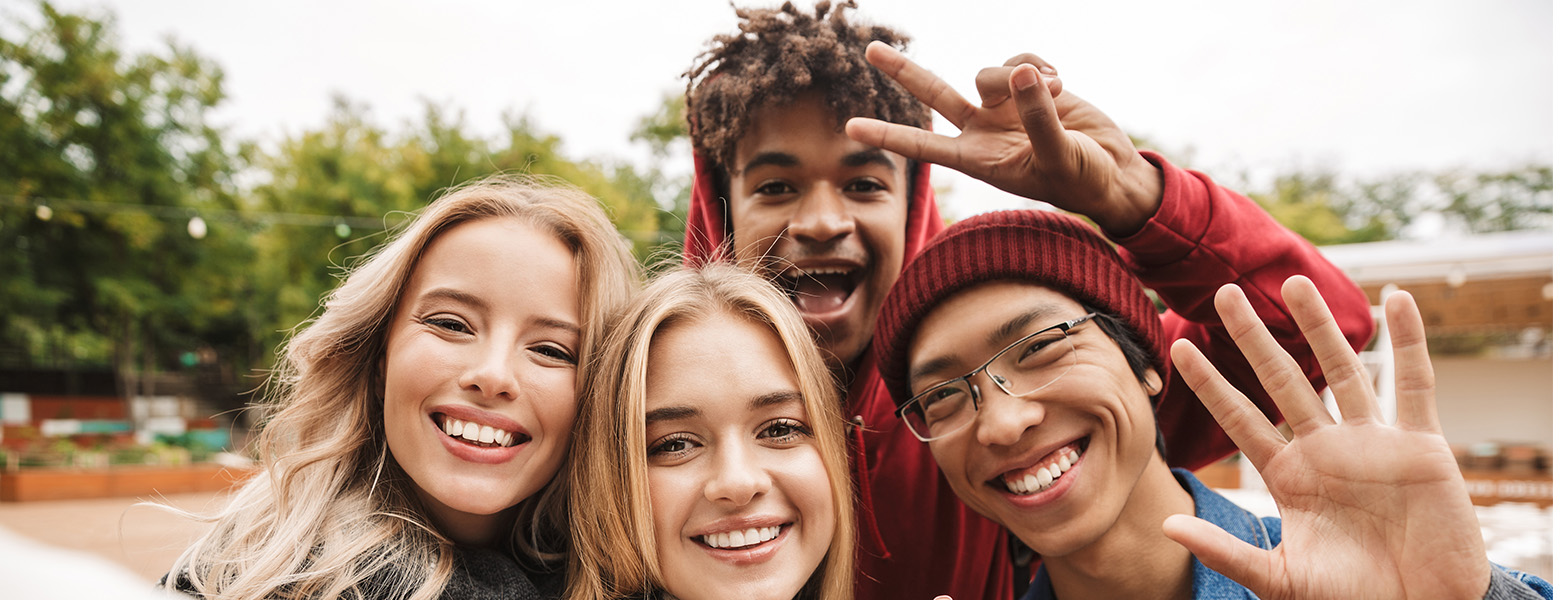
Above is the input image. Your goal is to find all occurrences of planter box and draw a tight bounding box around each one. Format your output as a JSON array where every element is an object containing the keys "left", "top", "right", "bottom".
[{"left": 0, "top": 465, "right": 257, "bottom": 502}]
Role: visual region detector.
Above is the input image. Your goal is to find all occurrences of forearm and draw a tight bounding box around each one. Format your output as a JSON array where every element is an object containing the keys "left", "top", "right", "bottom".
[{"left": 1111, "top": 152, "right": 1372, "bottom": 468}]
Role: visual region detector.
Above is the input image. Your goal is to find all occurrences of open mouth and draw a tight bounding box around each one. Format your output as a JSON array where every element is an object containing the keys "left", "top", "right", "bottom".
[
  {"left": 695, "top": 524, "right": 788, "bottom": 550},
  {"left": 433, "top": 413, "right": 529, "bottom": 449},
  {"left": 780, "top": 267, "right": 863, "bottom": 315},
  {"left": 994, "top": 437, "right": 1088, "bottom": 496}
]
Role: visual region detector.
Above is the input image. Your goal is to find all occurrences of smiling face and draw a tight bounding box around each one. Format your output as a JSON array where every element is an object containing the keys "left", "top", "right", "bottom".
[
  {"left": 727, "top": 91, "right": 909, "bottom": 370},
  {"left": 908, "top": 281, "right": 1164, "bottom": 556},
  {"left": 642, "top": 311, "right": 835, "bottom": 600},
  {"left": 383, "top": 217, "right": 580, "bottom": 546}
]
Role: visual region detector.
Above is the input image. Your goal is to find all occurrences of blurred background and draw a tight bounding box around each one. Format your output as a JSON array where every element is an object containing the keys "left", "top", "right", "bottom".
[{"left": 0, "top": 0, "right": 1551, "bottom": 587}]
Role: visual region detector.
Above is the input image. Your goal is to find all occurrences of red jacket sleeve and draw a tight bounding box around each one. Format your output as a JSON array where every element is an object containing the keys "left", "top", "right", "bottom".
[{"left": 1112, "top": 152, "right": 1373, "bottom": 470}]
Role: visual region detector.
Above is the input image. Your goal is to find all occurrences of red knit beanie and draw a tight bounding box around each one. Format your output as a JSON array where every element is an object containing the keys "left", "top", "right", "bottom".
[{"left": 874, "top": 209, "right": 1166, "bottom": 407}]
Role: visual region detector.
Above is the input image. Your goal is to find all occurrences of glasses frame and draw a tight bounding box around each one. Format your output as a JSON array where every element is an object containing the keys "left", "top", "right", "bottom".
[{"left": 896, "top": 313, "right": 1098, "bottom": 442}]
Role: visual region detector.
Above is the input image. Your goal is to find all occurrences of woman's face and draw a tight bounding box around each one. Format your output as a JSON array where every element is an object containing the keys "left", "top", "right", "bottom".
[
  {"left": 383, "top": 217, "right": 580, "bottom": 546},
  {"left": 643, "top": 312, "right": 835, "bottom": 600}
]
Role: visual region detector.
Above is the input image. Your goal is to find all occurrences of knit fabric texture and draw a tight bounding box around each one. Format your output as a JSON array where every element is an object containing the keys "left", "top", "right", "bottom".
[{"left": 874, "top": 209, "right": 1167, "bottom": 406}]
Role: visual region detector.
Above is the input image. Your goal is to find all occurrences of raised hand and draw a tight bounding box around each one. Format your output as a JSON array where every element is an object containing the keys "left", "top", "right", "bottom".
[
  {"left": 1164, "top": 276, "right": 1491, "bottom": 600},
  {"left": 843, "top": 41, "right": 1163, "bottom": 236}
]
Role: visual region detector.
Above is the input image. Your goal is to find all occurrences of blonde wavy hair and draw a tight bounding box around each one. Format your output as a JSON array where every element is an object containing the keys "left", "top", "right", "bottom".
[
  {"left": 164, "top": 175, "right": 640, "bottom": 600},
  {"left": 565, "top": 262, "right": 856, "bottom": 600}
]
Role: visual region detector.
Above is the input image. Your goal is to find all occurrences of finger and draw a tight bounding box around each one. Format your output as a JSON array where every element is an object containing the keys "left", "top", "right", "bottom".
[
  {"left": 1385, "top": 290, "right": 1441, "bottom": 433},
  {"left": 1213, "top": 283, "right": 1337, "bottom": 435},
  {"left": 1163, "top": 515, "right": 1279, "bottom": 598},
  {"left": 1280, "top": 275, "right": 1381, "bottom": 423},
  {"left": 1171, "top": 339, "right": 1288, "bottom": 471},
  {"left": 1002, "top": 53, "right": 1059, "bottom": 76},
  {"left": 865, "top": 40, "right": 977, "bottom": 129},
  {"left": 845, "top": 117, "right": 963, "bottom": 168},
  {"left": 975, "top": 66, "right": 1014, "bottom": 108},
  {"left": 1009, "top": 64, "right": 1068, "bottom": 158}
]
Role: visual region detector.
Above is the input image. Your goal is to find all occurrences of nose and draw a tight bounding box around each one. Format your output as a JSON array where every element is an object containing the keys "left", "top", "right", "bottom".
[
  {"left": 971, "top": 377, "right": 1046, "bottom": 447},
  {"left": 787, "top": 182, "right": 854, "bottom": 243},
  {"left": 702, "top": 440, "right": 772, "bottom": 506},
  {"left": 457, "top": 340, "right": 520, "bottom": 400}
]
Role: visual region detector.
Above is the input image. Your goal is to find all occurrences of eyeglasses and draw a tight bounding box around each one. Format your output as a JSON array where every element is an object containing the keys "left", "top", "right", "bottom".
[{"left": 896, "top": 313, "right": 1097, "bottom": 442}]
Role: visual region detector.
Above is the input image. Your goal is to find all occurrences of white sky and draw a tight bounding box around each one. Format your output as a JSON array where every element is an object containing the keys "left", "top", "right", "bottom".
[{"left": 27, "top": 0, "right": 1557, "bottom": 218}]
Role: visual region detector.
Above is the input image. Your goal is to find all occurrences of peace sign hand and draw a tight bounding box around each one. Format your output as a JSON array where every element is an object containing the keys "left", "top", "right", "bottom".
[
  {"left": 844, "top": 41, "right": 1163, "bottom": 236},
  {"left": 1165, "top": 276, "right": 1491, "bottom": 600}
]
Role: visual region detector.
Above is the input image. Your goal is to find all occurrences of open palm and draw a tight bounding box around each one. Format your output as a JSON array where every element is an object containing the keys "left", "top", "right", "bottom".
[
  {"left": 844, "top": 41, "right": 1161, "bottom": 235},
  {"left": 1166, "top": 276, "right": 1490, "bottom": 600}
]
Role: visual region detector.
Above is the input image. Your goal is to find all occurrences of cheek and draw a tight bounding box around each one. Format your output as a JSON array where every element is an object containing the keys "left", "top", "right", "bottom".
[
  {"left": 728, "top": 203, "right": 785, "bottom": 261},
  {"left": 648, "top": 467, "right": 694, "bottom": 550}
]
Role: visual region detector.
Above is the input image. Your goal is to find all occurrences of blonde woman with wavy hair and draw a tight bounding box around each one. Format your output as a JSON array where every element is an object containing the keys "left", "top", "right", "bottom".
[
  {"left": 566, "top": 263, "right": 855, "bottom": 600},
  {"left": 162, "top": 175, "right": 639, "bottom": 599}
]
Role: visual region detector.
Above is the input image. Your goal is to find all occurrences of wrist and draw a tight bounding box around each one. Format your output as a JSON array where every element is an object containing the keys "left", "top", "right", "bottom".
[{"left": 1100, "top": 155, "right": 1165, "bottom": 237}]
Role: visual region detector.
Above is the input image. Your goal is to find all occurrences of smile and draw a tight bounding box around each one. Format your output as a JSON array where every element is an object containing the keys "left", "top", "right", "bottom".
[
  {"left": 780, "top": 266, "right": 863, "bottom": 316},
  {"left": 433, "top": 413, "right": 528, "bottom": 448},
  {"left": 996, "top": 438, "right": 1087, "bottom": 496},
  {"left": 700, "top": 525, "right": 784, "bottom": 550}
]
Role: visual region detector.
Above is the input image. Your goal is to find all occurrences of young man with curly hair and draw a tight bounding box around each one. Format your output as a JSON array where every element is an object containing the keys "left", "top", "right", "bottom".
[{"left": 679, "top": 2, "right": 1372, "bottom": 599}]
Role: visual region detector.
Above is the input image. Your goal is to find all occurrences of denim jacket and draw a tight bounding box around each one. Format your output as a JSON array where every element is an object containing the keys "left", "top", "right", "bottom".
[{"left": 1020, "top": 468, "right": 1552, "bottom": 600}]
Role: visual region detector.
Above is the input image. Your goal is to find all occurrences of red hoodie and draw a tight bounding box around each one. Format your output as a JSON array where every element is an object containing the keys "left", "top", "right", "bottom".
[{"left": 684, "top": 151, "right": 1372, "bottom": 600}]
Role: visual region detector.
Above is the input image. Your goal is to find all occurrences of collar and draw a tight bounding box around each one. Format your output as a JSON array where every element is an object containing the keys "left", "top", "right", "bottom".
[{"left": 1020, "top": 468, "right": 1278, "bottom": 600}]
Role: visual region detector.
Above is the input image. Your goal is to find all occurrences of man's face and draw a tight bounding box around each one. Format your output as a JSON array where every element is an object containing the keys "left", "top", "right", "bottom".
[
  {"left": 906, "top": 281, "right": 1163, "bottom": 557},
  {"left": 727, "top": 91, "right": 908, "bottom": 370}
]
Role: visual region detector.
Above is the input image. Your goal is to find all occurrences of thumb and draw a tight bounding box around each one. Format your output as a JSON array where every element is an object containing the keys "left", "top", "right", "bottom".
[
  {"left": 1009, "top": 64, "right": 1067, "bottom": 155},
  {"left": 1163, "top": 514, "right": 1279, "bottom": 596}
]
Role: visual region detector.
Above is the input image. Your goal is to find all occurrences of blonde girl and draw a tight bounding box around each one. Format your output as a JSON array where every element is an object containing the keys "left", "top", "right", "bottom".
[
  {"left": 566, "top": 263, "right": 855, "bottom": 600},
  {"left": 163, "top": 176, "right": 638, "bottom": 599}
]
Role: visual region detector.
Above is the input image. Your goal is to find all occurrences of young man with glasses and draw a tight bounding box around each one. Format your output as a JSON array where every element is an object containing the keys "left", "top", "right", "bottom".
[
  {"left": 874, "top": 209, "right": 1551, "bottom": 600},
  {"left": 680, "top": 3, "right": 1372, "bottom": 598}
]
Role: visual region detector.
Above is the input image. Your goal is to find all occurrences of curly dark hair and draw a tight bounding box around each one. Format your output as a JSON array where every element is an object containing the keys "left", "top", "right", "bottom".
[{"left": 684, "top": 0, "right": 932, "bottom": 172}]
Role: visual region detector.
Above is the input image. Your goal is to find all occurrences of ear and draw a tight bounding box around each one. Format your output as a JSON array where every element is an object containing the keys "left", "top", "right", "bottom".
[{"left": 1141, "top": 367, "right": 1164, "bottom": 397}]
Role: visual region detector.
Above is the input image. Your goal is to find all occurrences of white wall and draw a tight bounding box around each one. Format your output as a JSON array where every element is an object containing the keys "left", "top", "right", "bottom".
[{"left": 1430, "top": 357, "right": 1552, "bottom": 448}]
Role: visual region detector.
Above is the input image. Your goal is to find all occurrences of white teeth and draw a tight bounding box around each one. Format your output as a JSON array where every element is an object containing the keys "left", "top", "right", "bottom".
[
  {"left": 702, "top": 526, "right": 782, "bottom": 549},
  {"left": 439, "top": 416, "right": 519, "bottom": 448},
  {"left": 1003, "top": 447, "right": 1081, "bottom": 495}
]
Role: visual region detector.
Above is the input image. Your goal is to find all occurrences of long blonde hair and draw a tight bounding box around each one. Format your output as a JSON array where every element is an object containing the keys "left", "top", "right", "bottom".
[
  {"left": 166, "top": 175, "right": 640, "bottom": 600},
  {"left": 565, "top": 262, "right": 856, "bottom": 600}
]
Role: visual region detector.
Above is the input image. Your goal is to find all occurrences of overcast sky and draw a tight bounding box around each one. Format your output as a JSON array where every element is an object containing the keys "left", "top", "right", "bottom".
[{"left": 29, "top": 0, "right": 1556, "bottom": 218}]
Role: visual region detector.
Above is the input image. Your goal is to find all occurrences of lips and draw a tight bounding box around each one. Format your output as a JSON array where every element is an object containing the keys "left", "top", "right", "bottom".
[
  {"left": 780, "top": 265, "right": 863, "bottom": 316},
  {"left": 991, "top": 437, "right": 1089, "bottom": 497}
]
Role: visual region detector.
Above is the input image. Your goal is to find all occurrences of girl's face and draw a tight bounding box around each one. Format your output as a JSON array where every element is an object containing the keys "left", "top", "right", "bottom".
[
  {"left": 643, "top": 312, "right": 835, "bottom": 600},
  {"left": 383, "top": 217, "right": 580, "bottom": 545}
]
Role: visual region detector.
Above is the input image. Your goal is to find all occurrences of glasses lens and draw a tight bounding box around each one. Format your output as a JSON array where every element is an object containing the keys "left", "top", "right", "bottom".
[
  {"left": 988, "top": 328, "right": 1077, "bottom": 397},
  {"left": 906, "top": 380, "right": 975, "bottom": 441}
]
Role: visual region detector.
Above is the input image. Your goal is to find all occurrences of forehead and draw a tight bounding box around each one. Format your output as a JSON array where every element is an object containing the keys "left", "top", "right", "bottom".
[
  {"left": 644, "top": 311, "right": 803, "bottom": 410},
  {"left": 909, "top": 281, "right": 1085, "bottom": 361},
  {"left": 733, "top": 92, "right": 907, "bottom": 174}
]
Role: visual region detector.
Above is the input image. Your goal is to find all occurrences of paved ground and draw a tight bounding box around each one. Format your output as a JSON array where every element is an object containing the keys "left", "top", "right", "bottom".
[
  {"left": 0, "top": 491, "right": 227, "bottom": 583},
  {"left": 0, "top": 488, "right": 1552, "bottom": 586}
]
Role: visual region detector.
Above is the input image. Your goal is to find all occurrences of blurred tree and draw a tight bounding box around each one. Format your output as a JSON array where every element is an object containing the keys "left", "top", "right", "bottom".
[
  {"left": 628, "top": 91, "right": 692, "bottom": 266},
  {"left": 0, "top": 2, "right": 251, "bottom": 401},
  {"left": 1240, "top": 165, "right": 1550, "bottom": 246}
]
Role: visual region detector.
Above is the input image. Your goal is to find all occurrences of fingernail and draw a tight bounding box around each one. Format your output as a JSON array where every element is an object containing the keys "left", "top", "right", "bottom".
[
  {"left": 1013, "top": 65, "right": 1039, "bottom": 89},
  {"left": 1039, "top": 64, "right": 1058, "bottom": 76}
]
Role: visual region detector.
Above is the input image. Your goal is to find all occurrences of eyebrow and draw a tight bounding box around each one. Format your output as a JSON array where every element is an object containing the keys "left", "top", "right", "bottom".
[
  {"left": 908, "top": 302, "right": 1073, "bottom": 383},
  {"left": 840, "top": 148, "right": 898, "bottom": 171},
  {"left": 740, "top": 151, "right": 800, "bottom": 174},
  {"left": 416, "top": 287, "right": 579, "bottom": 336},
  {"left": 643, "top": 390, "right": 804, "bottom": 425},
  {"left": 417, "top": 287, "right": 489, "bottom": 310}
]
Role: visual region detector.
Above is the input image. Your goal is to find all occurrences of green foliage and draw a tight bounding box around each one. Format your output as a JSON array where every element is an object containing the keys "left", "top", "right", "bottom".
[
  {"left": 0, "top": 1, "right": 252, "bottom": 382},
  {"left": 1242, "top": 165, "right": 1551, "bottom": 246}
]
